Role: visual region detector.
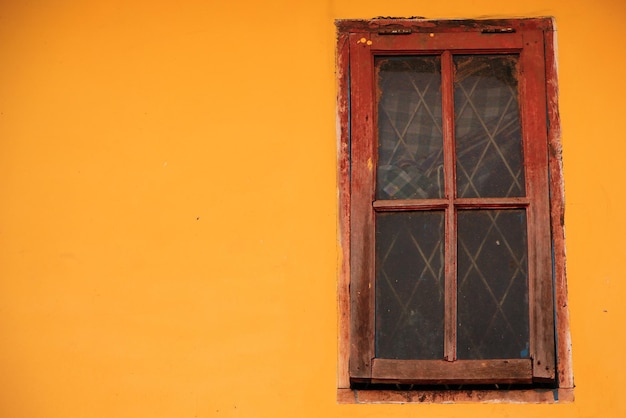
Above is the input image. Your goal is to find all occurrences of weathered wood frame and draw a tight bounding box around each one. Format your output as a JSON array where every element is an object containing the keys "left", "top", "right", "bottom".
[{"left": 336, "top": 17, "right": 573, "bottom": 403}]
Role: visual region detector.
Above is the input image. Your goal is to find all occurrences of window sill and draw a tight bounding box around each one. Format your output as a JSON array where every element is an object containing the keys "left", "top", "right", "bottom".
[{"left": 337, "top": 387, "right": 574, "bottom": 404}]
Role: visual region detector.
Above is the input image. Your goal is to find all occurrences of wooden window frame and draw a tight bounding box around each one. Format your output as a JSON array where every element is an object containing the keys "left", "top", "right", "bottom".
[{"left": 336, "top": 17, "right": 573, "bottom": 403}]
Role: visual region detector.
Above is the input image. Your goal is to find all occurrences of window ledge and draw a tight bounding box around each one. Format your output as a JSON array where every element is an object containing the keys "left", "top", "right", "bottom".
[{"left": 337, "top": 388, "right": 574, "bottom": 404}]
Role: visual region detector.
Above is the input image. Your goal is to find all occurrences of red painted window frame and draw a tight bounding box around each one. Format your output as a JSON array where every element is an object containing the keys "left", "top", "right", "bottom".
[{"left": 336, "top": 18, "right": 573, "bottom": 399}]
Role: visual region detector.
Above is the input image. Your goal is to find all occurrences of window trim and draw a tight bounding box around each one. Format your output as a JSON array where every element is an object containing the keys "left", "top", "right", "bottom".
[{"left": 336, "top": 17, "right": 573, "bottom": 403}]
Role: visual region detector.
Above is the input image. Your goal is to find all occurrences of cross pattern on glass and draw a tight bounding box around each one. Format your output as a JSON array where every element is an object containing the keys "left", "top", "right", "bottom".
[
  {"left": 457, "top": 211, "right": 529, "bottom": 359},
  {"left": 376, "top": 216, "right": 444, "bottom": 358},
  {"left": 377, "top": 58, "right": 444, "bottom": 199},
  {"left": 455, "top": 57, "right": 525, "bottom": 198}
]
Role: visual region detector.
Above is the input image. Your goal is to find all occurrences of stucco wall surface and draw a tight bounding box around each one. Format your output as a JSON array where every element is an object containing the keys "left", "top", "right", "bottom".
[{"left": 0, "top": 1, "right": 624, "bottom": 417}]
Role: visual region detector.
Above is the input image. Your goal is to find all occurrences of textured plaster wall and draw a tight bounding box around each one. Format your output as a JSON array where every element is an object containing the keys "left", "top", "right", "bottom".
[{"left": 0, "top": 0, "right": 624, "bottom": 417}]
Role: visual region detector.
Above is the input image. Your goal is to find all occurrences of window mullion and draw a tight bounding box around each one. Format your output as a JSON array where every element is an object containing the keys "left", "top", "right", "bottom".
[{"left": 441, "top": 50, "right": 457, "bottom": 362}]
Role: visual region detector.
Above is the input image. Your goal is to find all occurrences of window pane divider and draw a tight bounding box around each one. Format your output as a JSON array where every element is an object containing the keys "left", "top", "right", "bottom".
[
  {"left": 373, "top": 199, "right": 448, "bottom": 211},
  {"left": 454, "top": 197, "right": 530, "bottom": 208},
  {"left": 441, "top": 50, "right": 457, "bottom": 362},
  {"left": 373, "top": 197, "right": 530, "bottom": 211}
]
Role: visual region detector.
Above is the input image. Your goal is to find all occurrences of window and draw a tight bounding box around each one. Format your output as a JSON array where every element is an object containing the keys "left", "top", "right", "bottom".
[{"left": 336, "top": 18, "right": 572, "bottom": 401}]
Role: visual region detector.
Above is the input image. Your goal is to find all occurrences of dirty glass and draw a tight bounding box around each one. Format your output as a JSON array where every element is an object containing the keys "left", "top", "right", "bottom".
[
  {"left": 375, "top": 211, "right": 445, "bottom": 359},
  {"left": 376, "top": 56, "right": 444, "bottom": 200},
  {"left": 457, "top": 210, "right": 530, "bottom": 360},
  {"left": 454, "top": 55, "right": 525, "bottom": 198}
]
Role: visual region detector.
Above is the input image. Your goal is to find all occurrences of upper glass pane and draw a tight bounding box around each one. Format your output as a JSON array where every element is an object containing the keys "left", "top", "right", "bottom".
[
  {"left": 454, "top": 55, "right": 525, "bottom": 198},
  {"left": 376, "top": 56, "right": 444, "bottom": 200}
]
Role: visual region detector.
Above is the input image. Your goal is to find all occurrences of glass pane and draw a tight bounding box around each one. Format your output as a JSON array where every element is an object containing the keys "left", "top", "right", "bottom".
[
  {"left": 376, "top": 211, "right": 444, "bottom": 359},
  {"left": 376, "top": 56, "right": 444, "bottom": 200},
  {"left": 457, "top": 210, "right": 529, "bottom": 360},
  {"left": 454, "top": 55, "right": 525, "bottom": 198}
]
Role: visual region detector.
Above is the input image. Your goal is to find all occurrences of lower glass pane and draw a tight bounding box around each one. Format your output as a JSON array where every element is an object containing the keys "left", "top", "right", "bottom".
[
  {"left": 457, "top": 210, "right": 529, "bottom": 360},
  {"left": 375, "top": 211, "right": 444, "bottom": 359}
]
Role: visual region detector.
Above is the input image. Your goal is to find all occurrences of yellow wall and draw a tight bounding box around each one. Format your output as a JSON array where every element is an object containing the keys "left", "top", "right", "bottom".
[{"left": 0, "top": 0, "right": 624, "bottom": 417}]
